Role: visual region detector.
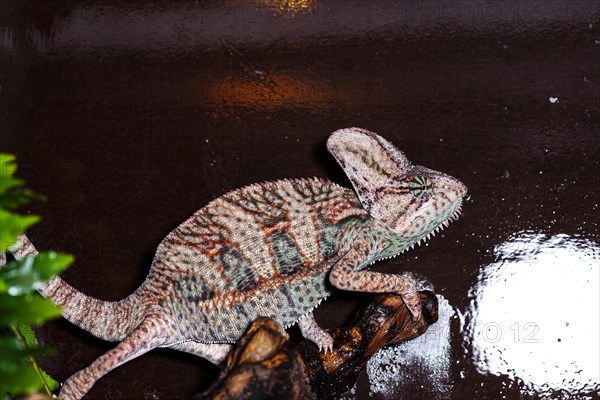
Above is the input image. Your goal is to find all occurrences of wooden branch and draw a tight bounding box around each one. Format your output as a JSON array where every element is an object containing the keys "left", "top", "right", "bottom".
[{"left": 196, "top": 291, "right": 438, "bottom": 399}]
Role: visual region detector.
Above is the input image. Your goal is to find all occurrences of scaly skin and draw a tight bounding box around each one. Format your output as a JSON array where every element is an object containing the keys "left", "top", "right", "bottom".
[{"left": 3, "top": 128, "right": 468, "bottom": 399}]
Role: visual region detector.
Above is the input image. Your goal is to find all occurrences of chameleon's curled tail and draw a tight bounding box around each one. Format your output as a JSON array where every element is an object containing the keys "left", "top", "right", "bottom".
[
  {"left": 39, "top": 276, "right": 145, "bottom": 342},
  {"left": 6, "top": 235, "right": 146, "bottom": 342}
]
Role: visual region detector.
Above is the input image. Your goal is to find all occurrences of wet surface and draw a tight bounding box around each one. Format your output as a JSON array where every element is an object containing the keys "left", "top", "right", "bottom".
[
  {"left": 1, "top": 1, "right": 599, "bottom": 399},
  {"left": 465, "top": 234, "right": 599, "bottom": 397}
]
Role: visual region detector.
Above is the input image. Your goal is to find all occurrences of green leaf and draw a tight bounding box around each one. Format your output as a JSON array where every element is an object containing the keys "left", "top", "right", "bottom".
[
  {"left": 0, "top": 177, "right": 23, "bottom": 194},
  {"left": 0, "top": 335, "right": 51, "bottom": 395},
  {"left": 0, "top": 209, "right": 40, "bottom": 249},
  {"left": 0, "top": 154, "right": 17, "bottom": 181},
  {"left": 0, "top": 153, "right": 43, "bottom": 210},
  {"left": 0, "top": 294, "right": 62, "bottom": 325},
  {"left": 0, "top": 154, "right": 63, "bottom": 398},
  {"left": 0, "top": 335, "right": 49, "bottom": 362},
  {"left": 1, "top": 252, "right": 73, "bottom": 296},
  {"left": 39, "top": 368, "right": 60, "bottom": 392},
  {"left": 0, "top": 362, "right": 41, "bottom": 395},
  {"left": 9, "top": 325, "right": 60, "bottom": 392},
  {"left": 0, "top": 188, "right": 44, "bottom": 210},
  {"left": 7, "top": 326, "right": 59, "bottom": 395},
  {"left": 16, "top": 324, "right": 38, "bottom": 348}
]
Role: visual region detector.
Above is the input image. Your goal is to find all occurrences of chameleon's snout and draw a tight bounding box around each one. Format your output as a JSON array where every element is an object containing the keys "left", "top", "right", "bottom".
[
  {"left": 452, "top": 179, "right": 469, "bottom": 201},
  {"left": 458, "top": 181, "right": 469, "bottom": 201}
]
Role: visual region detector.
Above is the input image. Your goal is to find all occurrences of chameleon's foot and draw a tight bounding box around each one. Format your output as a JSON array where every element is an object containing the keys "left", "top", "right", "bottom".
[
  {"left": 398, "top": 272, "right": 421, "bottom": 321},
  {"left": 314, "top": 329, "right": 334, "bottom": 354},
  {"left": 298, "top": 312, "right": 334, "bottom": 354}
]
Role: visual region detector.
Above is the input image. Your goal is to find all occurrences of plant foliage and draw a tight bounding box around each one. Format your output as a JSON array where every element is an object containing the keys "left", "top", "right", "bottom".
[{"left": 0, "top": 153, "right": 72, "bottom": 399}]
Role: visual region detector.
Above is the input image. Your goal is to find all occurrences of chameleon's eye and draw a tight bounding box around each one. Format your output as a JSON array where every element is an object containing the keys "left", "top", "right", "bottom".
[{"left": 408, "top": 176, "right": 433, "bottom": 200}]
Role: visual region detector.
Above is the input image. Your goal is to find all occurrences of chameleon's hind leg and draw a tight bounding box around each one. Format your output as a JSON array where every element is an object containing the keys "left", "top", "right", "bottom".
[
  {"left": 298, "top": 312, "right": 334, "bottom": 353},
  {"left": 59, "top": 315, "right": 171, "bottom": 400},
  {"left": 163, "top": 341, "right": 233, "bottom": 365},
  {"left": 329, "top": 240, "right": 421, "bottom": 321}
]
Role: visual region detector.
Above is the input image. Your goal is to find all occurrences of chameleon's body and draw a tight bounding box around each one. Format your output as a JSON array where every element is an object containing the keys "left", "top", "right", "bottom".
[
  {"left": 152, "top": 178, "right": 371, "bottom": 343},
  {"left": 5, "top": 128, "right": 468, "bottom": 399}
]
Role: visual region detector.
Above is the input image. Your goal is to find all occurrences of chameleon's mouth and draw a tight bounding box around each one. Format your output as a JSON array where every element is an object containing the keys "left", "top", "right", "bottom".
[
  {"left": 410, "top": 198, "right": 463, "bottom": 250},
  {"left": 377, "top": 196, "right": 466, "bottom": 263}
]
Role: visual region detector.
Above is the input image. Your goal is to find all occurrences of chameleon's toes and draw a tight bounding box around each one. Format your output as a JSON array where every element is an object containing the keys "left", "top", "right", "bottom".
[
  {"left": 298, "top": 313, "right": 334, "bottom": 353},
  {"left": 319, "top": 342, "right": 334, "bottom": 354},
  {"left": 315, "top": 332, "right": 334, "bottom": 354},
  {"left": 405, "top": 294, "right": 422, "bottom": 321},
  {"left": 400, "top": 272, "right": 422, "bottom": 321}
]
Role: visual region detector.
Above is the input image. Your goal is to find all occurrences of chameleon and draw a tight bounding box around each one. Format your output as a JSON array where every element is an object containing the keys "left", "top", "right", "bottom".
[{"left": 3, "top": 128, "right": 468, "bottom": 399}]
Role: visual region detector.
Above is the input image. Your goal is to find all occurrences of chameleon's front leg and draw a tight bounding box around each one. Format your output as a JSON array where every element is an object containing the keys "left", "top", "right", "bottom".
[{"left": 329, "top": 240, "right": 421, "bottom": 321}]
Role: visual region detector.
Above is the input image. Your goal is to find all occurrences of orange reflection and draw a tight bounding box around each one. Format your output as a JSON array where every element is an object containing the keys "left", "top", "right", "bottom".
[
  {"left": 207, "top": 74, "right": 332, "bottom": 109},
  {"left": 258, "top": 0, "right": 316, "bottom": 14}
]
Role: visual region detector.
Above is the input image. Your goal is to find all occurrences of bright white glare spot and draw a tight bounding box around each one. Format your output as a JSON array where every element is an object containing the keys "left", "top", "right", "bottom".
[
  {"left": 549, "top": 97, "right": 559, "bottom": 104},
  {"left": 466, "top": 232, "right": 600, "bottom": 397},
  {"left": 367, "top": 294, "right": 454, "bottom": 399}
]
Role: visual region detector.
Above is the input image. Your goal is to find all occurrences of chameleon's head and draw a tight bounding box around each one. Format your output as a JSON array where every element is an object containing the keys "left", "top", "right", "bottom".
[{"left": 327, "top": 128, "right": 469, "bottom": 239}]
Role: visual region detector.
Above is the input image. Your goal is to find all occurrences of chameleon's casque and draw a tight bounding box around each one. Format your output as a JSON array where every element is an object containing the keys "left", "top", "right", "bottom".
[{"left": 3, "top": 128, "right": 468, "bottom": 400}]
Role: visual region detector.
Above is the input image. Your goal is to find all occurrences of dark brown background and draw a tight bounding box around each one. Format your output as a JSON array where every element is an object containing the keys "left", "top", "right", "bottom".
[{"left": 1, "top": 1, "right": 599, "bottom": 399}]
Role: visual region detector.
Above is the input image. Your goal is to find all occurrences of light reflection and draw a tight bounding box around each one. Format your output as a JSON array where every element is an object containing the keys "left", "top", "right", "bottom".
[
  {"left": 203, "top": 75, "right": 331, "bottom": 109},
  {"left": 465, "top": 232, "right": 600, "bottom": 397},
  {"left": 258, "top": 0, "right": 316, "bottom": 15}
]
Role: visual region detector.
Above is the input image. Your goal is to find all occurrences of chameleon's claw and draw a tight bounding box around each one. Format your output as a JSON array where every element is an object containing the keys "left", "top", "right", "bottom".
[
  {"left": 400, "top": 272, "right": 422, "bottom": 321},
  {"left": 405, "top": 294, "right": 422, "bottom": 321},
  {"left": 319, "top": 343, "right": 334, "bottom": 354},
  {"left": 317, "top": 335, "right": 334, "bottom": 354}
]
